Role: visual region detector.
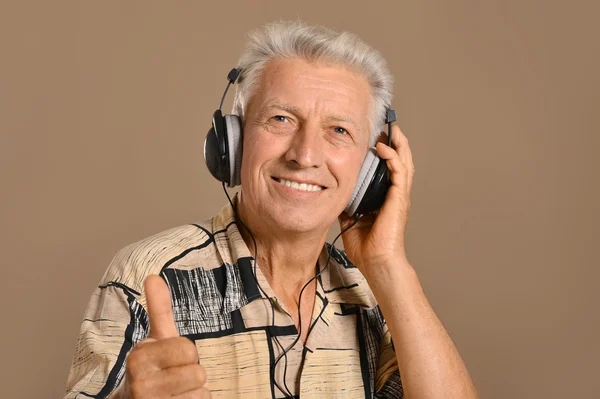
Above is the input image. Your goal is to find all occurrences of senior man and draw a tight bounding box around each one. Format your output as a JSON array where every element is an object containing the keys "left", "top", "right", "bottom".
[{"left": 65, "top": 21, "right": 477, "bottom": 398}]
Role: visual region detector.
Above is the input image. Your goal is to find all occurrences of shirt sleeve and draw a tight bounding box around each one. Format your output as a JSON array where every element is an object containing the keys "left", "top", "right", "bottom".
[
  {"left": 64, "top": 281, "right": 149, "bottom": 398},
  {"left": 374, "top": 322, "right": 403, "bottom": 398}
]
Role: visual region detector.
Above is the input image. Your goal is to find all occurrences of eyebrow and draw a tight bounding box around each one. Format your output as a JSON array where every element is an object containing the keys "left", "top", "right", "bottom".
[
  {"left": 259, "top": 101, "right": 361, "bottom": 133},
  {"left": 260, "top": 102, "right": 302, "bottom": 117},
  {"left": 326, "top": 115, "right": 360, "bottom": 132}
]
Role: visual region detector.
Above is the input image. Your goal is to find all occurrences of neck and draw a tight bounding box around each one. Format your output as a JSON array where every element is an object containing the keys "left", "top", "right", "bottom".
[{"left": 235, "top": 196, "right": 329, "bottom": 304}]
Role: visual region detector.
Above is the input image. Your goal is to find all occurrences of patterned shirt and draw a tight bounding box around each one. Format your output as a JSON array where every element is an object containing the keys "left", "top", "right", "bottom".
[{"left": 65, "top": 197, "right": 403, "bottom": 398}]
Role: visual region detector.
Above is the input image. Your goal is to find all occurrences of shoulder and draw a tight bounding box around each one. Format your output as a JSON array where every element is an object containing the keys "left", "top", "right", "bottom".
[{"left": 99, "top": 218, "right": 216, "bottom": 297}]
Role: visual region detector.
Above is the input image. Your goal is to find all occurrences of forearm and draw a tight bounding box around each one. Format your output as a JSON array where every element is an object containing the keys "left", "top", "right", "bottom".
[{"left": 364, "top": 260, "right": 478, "bottom": 399}]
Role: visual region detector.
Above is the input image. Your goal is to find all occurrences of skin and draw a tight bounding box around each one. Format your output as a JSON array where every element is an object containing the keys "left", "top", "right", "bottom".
[
  {"left": 236, "top": 58, "right": 478, "bottom": 398},
  {"left": 112, "top": 275, "right": 211, "bottom": 398},
  {"left": 236, "top": 58, "right": 373, "bottom": 341},
  {"left": 115, "top": 57, "right": 478, "bottom": 398}
]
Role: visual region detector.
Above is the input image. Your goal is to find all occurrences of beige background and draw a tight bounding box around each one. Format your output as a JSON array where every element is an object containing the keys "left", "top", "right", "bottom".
[{"left": 1, "top": 1, "right": 598, "bottom": 398}]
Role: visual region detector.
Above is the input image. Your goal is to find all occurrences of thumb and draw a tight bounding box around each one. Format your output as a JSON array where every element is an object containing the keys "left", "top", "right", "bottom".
[{"left": 144, "top": 274, "right": 179, "bottom": 339}]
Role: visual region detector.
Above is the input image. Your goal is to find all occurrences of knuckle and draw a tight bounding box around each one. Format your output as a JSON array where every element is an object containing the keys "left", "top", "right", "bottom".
[
  {"left": 179, "top": 337, "right": 199, "bottom": 362},
  {"left": 126, "top": 349, "right": 147, "bottom": 374},
  {"left": 129, "top": 380, "right": 150, "bottom": 399},
  {"left": 194, "top": 364, "right": 207, "bottom": 385}
]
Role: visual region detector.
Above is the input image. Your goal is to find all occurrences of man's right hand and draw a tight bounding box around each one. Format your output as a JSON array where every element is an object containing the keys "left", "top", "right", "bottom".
[{"left": 114, "top": 275, "right": 209, "bottom": 398}]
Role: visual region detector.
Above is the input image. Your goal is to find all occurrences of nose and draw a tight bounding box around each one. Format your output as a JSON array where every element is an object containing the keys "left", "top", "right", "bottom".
[{"left": 284, "top": 122, "right": 325, "bottom": 169}]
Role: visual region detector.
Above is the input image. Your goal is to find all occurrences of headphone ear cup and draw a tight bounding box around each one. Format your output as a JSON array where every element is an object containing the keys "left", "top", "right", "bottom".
[
  {"left": 204, "top": 109, "right": 230, "bottom": 184},
  {"left": 345, "top": 149, "right": 380, "bottom": 216},
  {"left": 224, "top": 115, "right": 243, "bottom": 187},
  {"left": 354, "top": 158, "right": 390, "bottom": 215},
  {"left": 345, "top": 149, "right": 391, "bottom": 216},
  {"left": 204, "top": 126, "right": 228, "bottom": 183}
]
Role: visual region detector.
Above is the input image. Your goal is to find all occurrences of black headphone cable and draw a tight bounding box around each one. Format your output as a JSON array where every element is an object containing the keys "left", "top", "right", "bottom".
[
  {"left": 222, "top": 183, "right": 362, "bottom": 398},
  {"left": 222, "top": 183, "right": 294, "bottom": 397}
]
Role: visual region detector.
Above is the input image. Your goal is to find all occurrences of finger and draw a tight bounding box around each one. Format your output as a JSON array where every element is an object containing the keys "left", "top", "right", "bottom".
[
  {"left": 375, "top": 142, "right": 407, "bottom": 191},
  {"left": 390, "top": 125, "right": 415, "bottom": 192},
  {"left": 127, "top": 336, "right": 200, "bottom": 377},
  {"left": 387, "top": 125, "right": 412, "bottom": 167},
  {"left": 135, "top": 363, "right": 207, "bottom": 396},
  {"left": 164, "top": 364, "right": 207, "bottom": 396},
  {"left": 338, "top": 214, "right": 374, "bottom": 237},
  {"left": 338, "top": 213, "right": 361, "bottom": 231},
  {"left": 145, "top": 274, "right": 179, "bottom": 339},
  {"left": 377, "top": 124, "right": 404, "bottom": 149},
  {"left": 389, "top": 124, "right": 404, "bottom": 152},
  {"left": 131, "top": 337, "right": 157, "bottom": 350}
]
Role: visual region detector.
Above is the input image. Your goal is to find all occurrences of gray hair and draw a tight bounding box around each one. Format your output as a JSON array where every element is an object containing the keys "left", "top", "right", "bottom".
[{"left": 232, "top": 20, "right": 394, "bottom": 147}]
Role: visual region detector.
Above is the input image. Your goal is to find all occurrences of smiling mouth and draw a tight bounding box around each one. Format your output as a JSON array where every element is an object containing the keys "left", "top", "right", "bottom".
[{"left": 272, "top": 177, "right": 325, "bottom": 192}]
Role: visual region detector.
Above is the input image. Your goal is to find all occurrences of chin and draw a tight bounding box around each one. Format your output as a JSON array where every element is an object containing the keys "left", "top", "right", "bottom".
[{"left": 264, "top": 203, "right": 335, "bottom": 234}]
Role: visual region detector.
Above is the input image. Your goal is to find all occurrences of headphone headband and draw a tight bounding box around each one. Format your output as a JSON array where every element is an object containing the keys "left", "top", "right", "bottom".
[{"left": 227, "top": 68, "right": 241, "bottom": 83}]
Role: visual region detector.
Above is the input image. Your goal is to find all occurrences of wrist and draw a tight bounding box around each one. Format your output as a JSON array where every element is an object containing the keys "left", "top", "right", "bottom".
[
  {"left": 362, "top": 256, "right": 419, "bottom": 295},
  {"left": 361, "top": 252, "right": 412, "bottom": 279}
]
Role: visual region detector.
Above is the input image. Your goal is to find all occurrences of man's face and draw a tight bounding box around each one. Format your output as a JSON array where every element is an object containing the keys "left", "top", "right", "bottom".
[{"left": 240, "top": 58, "right": 371, "bottom": 234}]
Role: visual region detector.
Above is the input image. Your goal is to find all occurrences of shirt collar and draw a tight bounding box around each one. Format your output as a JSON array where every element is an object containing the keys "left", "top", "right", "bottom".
[{"left": 210, "top": 193, "right": 378, "bottom": 309}]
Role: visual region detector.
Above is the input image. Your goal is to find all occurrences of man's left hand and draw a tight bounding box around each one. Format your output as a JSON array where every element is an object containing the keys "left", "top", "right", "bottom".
[{"left": 339, "top": 125, "right": 415, "bottom": 274}]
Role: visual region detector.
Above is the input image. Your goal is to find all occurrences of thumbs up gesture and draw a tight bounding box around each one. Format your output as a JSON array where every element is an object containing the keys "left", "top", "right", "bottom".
[{"left": 114, "top": 275, "right": 210, "bottom": 398}]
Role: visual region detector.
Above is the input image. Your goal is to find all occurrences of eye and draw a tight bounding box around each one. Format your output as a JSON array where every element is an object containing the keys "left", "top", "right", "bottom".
[
  {"left": 333, "top": 126, "right": 348, "bottom": 135},
  {"left": 273, "top": 115, "right": 288, "bottom": 123}
]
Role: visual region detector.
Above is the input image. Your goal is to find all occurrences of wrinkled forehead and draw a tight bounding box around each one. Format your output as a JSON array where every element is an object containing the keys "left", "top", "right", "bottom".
[{"left": 251, "top": 58, "right": 372, "bottom": 140}]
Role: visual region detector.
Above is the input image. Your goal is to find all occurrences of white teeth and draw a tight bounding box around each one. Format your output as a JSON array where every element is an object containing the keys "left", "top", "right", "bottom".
[{"left": 278, "top": 178, "right": 323, "bottom": 192}]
